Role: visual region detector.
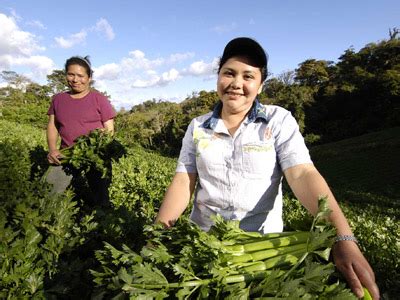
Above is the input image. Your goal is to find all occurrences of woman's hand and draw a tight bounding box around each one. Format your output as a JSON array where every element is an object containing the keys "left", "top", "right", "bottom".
[
  {"left": 332, "top": 241, "right": 380, "bottom": 299},
  {"left": 47, "top": 149, "right": 63, "bottom": 165}
]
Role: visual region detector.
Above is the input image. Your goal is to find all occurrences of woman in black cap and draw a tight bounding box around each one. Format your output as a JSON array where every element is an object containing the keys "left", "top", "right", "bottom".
[
  {"left": 46, "top": 55, "right": 116, "bottom": 206},
  {"left": 156, "top": 37, "right": 379, "bottom": 299}
]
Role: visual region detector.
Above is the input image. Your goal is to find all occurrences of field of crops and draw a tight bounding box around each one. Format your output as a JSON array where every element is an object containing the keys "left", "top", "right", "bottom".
[{"left": 0, "top": 119, "right": 399, "bottom": 299}]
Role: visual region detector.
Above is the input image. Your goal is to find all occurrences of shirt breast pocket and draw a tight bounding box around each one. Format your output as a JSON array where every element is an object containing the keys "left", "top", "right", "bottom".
[
  {"left": 242, "top": 141, "right": 276, "bottom": 179},
  {"left": 196, "top": 137, "right": 226, "bottom": 173}
]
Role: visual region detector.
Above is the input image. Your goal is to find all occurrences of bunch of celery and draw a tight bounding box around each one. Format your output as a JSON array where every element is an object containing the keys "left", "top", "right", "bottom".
[
  {"left": 59, "top": 129, "right": 126, "bottom": 178},
  {"left": 92, "top": 198, "right": 358, "bottom": 299}
]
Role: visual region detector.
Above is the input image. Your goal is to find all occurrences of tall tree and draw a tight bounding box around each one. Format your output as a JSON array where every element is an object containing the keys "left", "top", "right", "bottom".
[
  {"left": 295, "top": 59, "right": 331, "bottom": 88},
  {"left": 1, "top": 71, "right": 32, "bottom": 89},
  {"left": 46, "top": 70, "right": 68, "bottom": 94},
  {"left": 264, "top": 73, "right": 314, "bottom": 133}
]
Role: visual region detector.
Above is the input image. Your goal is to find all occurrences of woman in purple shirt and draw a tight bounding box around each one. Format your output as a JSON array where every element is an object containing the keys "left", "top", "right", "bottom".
[{"left": 46, "top": 55, "right": 116, "bottom": 205}]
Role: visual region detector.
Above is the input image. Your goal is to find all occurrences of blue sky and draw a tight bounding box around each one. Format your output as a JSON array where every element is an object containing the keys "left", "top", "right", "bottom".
[{"left": 0, "top": 0, "right": 398, "bottom": 110}]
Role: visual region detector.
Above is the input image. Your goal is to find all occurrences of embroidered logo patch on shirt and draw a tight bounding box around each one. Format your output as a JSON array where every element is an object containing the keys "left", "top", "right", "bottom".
[
  {"left": 243, "top": 142, "right": 273, "bottom": 153},
  {"left": 264, "top": 127, "right": 272, "bottom": 140},
  {"left": 193, "top": 128, "right": 221, "bottom": 151}
]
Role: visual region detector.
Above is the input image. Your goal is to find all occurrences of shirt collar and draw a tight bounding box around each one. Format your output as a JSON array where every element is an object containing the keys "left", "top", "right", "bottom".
[{"left": 202, "top": 99, "right": 268, "bottom": 130}]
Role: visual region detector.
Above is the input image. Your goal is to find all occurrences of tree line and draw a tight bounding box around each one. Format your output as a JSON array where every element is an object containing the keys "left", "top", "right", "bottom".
[
  {"left": 116, "top": 31, "right": 400, "bottom": 156},
  {"left": 1, "top": 31, "right": 399, "bottom": 156}
]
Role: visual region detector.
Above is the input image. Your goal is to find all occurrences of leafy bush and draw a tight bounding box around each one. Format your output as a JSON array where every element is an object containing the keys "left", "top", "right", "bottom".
[
  {"left": 1, "top": 118, "right": 399, "bottom": 298},
  {"left": 0, "top": 187, "right": 96, "bottom": 298},
  {"left": 0, "top": 120, "right": 47, "bottom": 205},
  {"left": 110, "top": 147, "right": 175, "bottom": 216},
  {"left": 342, "top": 200, "right": 400, "bottom": 297},
  {"left": 283, "top": 195, "right": 400, "bottom": 299}
]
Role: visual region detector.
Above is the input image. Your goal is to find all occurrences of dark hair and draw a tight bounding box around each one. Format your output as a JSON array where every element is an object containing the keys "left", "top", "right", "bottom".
[
  {"left": 218, "top": 37, "right": 268, "bottom": 82},
  {"left": 65, "top": 55, "right": 93, "bottom": 77}
]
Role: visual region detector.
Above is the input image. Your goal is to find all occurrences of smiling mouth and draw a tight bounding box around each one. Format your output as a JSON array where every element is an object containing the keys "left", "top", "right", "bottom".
[{"left": 225, "top": 91, "right": 243, "bottom": 96}]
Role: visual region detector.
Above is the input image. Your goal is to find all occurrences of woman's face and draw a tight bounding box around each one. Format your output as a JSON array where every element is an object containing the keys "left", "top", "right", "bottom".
[
  {"left": 66, "top": 64, "right": 91, "bottom": 94},
  {"left": 217, "top": 56, "right": 263, "bottom": 116}
]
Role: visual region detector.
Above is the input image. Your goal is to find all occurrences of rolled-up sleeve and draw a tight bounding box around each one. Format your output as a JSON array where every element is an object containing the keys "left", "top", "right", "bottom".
[
  {"left": 176, "top": 119, "right": 198, "bottom": 174},
  {"left": 275, "top": 111, "right": 312, "bottom": 171}
]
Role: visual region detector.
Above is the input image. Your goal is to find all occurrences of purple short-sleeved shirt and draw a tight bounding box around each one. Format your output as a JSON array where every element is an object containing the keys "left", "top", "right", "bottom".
[{"left": 48, "top": 91, "right": 116, "bottom": 148}]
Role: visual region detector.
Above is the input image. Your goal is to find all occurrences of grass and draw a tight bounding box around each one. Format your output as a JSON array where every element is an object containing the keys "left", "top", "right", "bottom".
[
  {"left": 309, "top": 127, "right": 400, "bottom": 206},
  {"left": 304, "top": 127, "right": 400, "bottom": 299}
]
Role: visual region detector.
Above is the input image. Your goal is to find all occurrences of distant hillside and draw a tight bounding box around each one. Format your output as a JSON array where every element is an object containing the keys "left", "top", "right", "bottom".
[{"left": 309, "top": 127, "right": 400, "bottom": 206}]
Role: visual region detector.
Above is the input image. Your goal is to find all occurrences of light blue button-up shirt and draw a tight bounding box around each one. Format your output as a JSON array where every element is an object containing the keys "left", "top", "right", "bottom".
[{"left": 176, "top": 100, "right": 312, "bottom": 233}]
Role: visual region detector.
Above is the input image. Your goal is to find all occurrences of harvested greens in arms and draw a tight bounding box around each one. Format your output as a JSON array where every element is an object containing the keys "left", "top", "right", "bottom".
[
  {"left": 59, "top": 129, "right": 126, "bottom": 177},
  {"left": 92, "top": 198, "right": 358, "bottom": 299}
]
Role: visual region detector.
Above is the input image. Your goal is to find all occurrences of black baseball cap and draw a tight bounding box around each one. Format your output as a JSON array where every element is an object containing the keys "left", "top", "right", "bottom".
[{"left": 219, "top": 37, "right": 268, "bottom": 81}]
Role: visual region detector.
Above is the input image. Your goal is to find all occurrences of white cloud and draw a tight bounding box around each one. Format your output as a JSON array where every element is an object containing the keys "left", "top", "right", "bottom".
[
  {"left": 146, "top": 70, "right": 157, "bottom": 76},
  {"left": 87, "top": 49, "right": 217, "bottom": 109},
  {"left": 54, "top": 18, "right": 114, "bottom": 49},
  {"left": 131, "top": 68, "right": 179, "bottom": 88},
  {"left": 93, "top": 63, "right": 121, "bottom": 80},
  {"left": 9, "top": 8, "right": 21, "bottom": 21},
  {"left": 17, "top": 55, "right": 54, "bottom": 75},
  {"left": 132, "top": 78, "right": 157, "bottom": 88},
  {"left": 0, "top": 13, "right": 53, "bottom": 78},
  {"left": 188, "top": 61, "right": 211, "bottom": 75},
  {"left": 182, "top": 58, "right": 218, "bottom": 77},
  {"left": 0, "top": 13, "right": 45, "bottom": 57},
  {"left": 0, "top": 55, "right": 12, "bottom": 69},
  {"left": 130, "top": 50, "right": 145, "bottom": 59},
  {"left": 167, "top": 52, "right": 195, "bottom": 63},
  {"left": 54, "top": 30, "right": 87, "bottom": 48},
  {"left": 27, "top": 20, "right": 46, "bottom": 30},
  {"left": 211, "top": 22, "right": 237, "bottom": 34},
  {"left": 121, "top": 50, "right": 194, "bottom": 70},
  {"left": 93, "top": 18, "right": 115, "bottom": 41},
  {"left": 122, "top": 50, "right": 164, "bottom": 70},
  {"left": 160, "top": 68, "right": 179, "bottom": 85}
]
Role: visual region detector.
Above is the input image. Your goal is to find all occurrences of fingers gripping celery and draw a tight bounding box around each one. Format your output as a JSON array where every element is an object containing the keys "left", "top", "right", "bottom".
[{"left": 363, "top": 287, "right": 373, "bottom": 300}]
